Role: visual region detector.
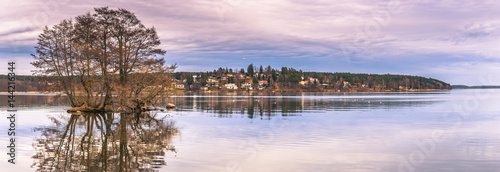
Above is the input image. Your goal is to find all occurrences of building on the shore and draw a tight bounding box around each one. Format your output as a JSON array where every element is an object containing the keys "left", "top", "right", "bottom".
[
  {"left": 224, "top": 83, "right": 238, "bottom": 90},
  {"left": 343, "top": 81, "right": 351, "bottom": 88},
  {"left": 258, "top": 80, "right": 268, "bottom": 86},
  {"left": 241, "top": 83, "right": 252, "bottom": 89},
  {"left": 237, "top": 74, "right": 245, "bottom": 79},
  {"left": 308, "top": 77, "right": 318, "bottom": 84},
  {"left": 174, "top": 83, "right": 185, "bottom": 90},
  {"left": 207, "top": 77, "right": 218, "bottom": 84}
]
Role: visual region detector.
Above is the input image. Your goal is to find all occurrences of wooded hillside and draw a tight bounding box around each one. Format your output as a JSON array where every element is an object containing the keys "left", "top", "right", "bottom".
[{"left": 172, "top": 64, "right": 452, "bottom": 92}]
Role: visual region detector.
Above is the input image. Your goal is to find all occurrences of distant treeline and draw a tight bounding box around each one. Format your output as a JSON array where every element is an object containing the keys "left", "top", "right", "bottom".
[
  {"left": 301, "top": 72, "right": 451, "bottom": 89},
  {"left": 452, "top": 85, "right": 500, "bottom": 89},
  {"left": 172, "top": 64, "right": 452, "bottom": 91},
  {"left": 0, "top": 75, "right": 47, "bottom": 92}
]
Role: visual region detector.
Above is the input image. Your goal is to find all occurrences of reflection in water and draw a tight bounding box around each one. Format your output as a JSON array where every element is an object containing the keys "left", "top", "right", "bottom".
[
  {"left": 31, "top": 112, "right": 179, "bottom": 171},
  {"left": 166, "top": 93, "right": 441, "bottom": 118},
  {"left": 4, "top": 90, "right": 499, "bottom": 172}
]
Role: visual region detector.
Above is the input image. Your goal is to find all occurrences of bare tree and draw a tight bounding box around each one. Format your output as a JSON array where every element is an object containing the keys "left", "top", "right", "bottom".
[
  {"left": 32, "top": 7, "right": 174, "bottom": 112},
  {"left": 32, "top": 19, "right": 84, "bottom": 107}
]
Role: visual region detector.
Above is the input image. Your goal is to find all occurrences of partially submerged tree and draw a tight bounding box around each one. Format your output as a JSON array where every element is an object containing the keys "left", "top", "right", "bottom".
[{"left": 32, "top": 7, "right": 175, "bottom": 112}]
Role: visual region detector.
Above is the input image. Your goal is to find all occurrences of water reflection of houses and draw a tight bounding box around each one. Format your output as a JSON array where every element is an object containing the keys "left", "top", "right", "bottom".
[
  {"left": 32, "top": 113, "right": 179, "bottom": 171},
  {"left": 165, "top": 92, "right": 442, "bottom": 118}
]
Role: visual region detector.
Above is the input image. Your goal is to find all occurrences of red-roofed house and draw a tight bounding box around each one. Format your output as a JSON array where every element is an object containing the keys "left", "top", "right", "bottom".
[{"left": 258, "top": 80, "right": 268, "bottom": 86}]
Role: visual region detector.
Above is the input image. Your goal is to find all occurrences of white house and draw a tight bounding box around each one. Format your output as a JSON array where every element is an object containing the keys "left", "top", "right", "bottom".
[
  {"left": 241, "top": 83, "right": 252, "bottom": 89},
  {"left": 174, "top": 83, "right": 185, "bottom": 90},
  {"left": 224, "top": 83, "right": 238, "bottom": 90},
  {"left": 308, "top": 77, "right": 318, "bottom": 83}
]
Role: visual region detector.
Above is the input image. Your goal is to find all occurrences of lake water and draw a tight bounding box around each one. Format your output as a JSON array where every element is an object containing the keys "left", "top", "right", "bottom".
[{"left": 1, "top": 89, "right": 500, "bottom": 172}]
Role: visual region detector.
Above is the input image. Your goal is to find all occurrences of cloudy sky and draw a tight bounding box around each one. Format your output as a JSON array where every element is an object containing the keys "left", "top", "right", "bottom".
[{"left": 1, "top": 0, "right": 500, "bottom": 85}]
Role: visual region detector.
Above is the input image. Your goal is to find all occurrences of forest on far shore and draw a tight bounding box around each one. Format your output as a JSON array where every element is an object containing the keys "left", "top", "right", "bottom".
[
  {"left": 0, "top": 75, "right": 45, "bottom": 92},
  {"left": 172, "top": 64, "right": 452, "bottom": 92},
  {"left": 1, "top": 66, "right": 452, "bottom": 92}
]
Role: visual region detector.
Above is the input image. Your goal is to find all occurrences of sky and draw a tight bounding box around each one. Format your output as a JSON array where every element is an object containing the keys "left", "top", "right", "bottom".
[{"left": 1, "top": 0, "right": 500, "bottom": 85}]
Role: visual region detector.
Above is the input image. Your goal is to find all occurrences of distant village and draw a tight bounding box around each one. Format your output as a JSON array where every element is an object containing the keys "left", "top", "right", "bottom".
[
  {"left": 173, "top": 73, "right": 374, "bottom": 92},
  {"left": 174, "top": 73, "right": 328, "bottom": 91},
  {"left": 173, "top": 65, "right": 320, "bottom": 91},
  {"left": 180, "top": 73, "right": 272, "bottom": 91},
  {"left": 0, "top": 64, "right": 451, "bottom": 93},
  {"left": 171, "top": 64, "right": 452, "bottom": 92}
]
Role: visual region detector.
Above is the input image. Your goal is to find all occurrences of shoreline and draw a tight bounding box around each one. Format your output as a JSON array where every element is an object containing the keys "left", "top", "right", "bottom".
[
  {"left": 180, "top": 88, "right": 453, "bottom": 93},
  {"left": 0, "top": 89, "right": 453, "bottom": 95}
]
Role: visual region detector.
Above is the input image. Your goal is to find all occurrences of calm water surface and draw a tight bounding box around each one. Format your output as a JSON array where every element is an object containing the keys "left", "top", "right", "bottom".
[{"left": 1, "top": 89, "right": 500, "bottom": 172}]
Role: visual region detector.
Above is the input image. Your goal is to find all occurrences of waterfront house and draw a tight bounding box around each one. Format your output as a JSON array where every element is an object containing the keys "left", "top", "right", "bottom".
[
  {"left": 224, "top": 83, "right": 238, "bottom": 90},
  {"left": 207, "top": 77, "right": 218, "bottom": 84},
  {"left": 174, "top": 83, "right": 185, "bottom": 90},
  {"left": 258, "top": 80, "right": 268, "bottom": 86},
  {"left": 343, "top": 81, "right": 350, "bottom": 88},
  {"left": 237, "top": 74, "right": 245, "bottom": 79},
  {"left": 241, "top": 83, "right": 252, "bottom": 89},
  {"left": 308, "top": 77, "right": 318, "bottom": 84}
]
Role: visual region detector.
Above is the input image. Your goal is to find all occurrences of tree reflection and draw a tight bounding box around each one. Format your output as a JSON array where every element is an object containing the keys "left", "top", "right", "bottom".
[{"left": 31, "top": 112, "right": 179, "bottom": 171}]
